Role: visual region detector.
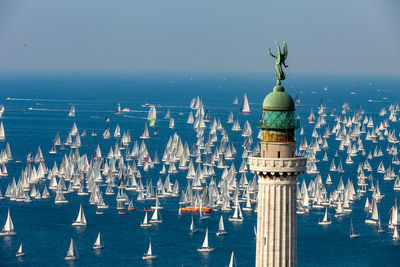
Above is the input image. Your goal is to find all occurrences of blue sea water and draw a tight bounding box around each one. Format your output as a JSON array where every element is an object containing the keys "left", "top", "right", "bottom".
[{"left": 0, "top": 71, "right": 399, "bottom": 266}]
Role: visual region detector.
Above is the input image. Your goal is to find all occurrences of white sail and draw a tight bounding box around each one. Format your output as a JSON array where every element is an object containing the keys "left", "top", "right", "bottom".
[
  {"left": 190, "top": 216, "right": 195, "bottom": 231},
  {"left": 72, "top": 204, "right": 87, "bottom": 225},
  {"left": 229, "top": 251, "right": 236, "bottom": 267},
  {"left": 147, "top": 240, "right": 152, "bottom": 255},
  {"left": 66, "top": 238, "right": 77, "bottom": 259},
  {"left": 140, "top": 124, "right": 150, "bottom": 139},
  {"left": 1, "top": 209, "right": 15, "bottom": 235},
  {"left": 240, "top": 93, "right": 250, "bottom": 113},
  {"left": 201, "top": 228, "right": 209, "bottom": 248},
  {"left": 0, "top": 122, "right": 5, "bottom": 141},
  {"left": 93, "top": 232, "right": 103, "bottom": 249},
  {"left": 68, "top": 105, "right": 75, "bottom": 117},
  {"left": 323, "top": 208, "right": 328, "bottom": 222},
  {"left": 219, "top": 215, "right": 225, "bottom": 232},
  {"left": 147, "top": 105, "right": 157, "bottom": 121},
  {"left": 394, "top": 226, "right": 399, "bottom": 240}
]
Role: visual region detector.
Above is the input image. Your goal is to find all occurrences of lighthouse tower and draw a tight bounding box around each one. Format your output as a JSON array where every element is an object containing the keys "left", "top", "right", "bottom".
[{"left": 249, "top": 42, "right": 306, "bottom": 267}]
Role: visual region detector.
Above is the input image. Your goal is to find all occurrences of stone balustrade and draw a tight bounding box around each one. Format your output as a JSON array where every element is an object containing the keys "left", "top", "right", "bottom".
[{"left": 248, "top": 156, "right": 307, "bottom": 175}]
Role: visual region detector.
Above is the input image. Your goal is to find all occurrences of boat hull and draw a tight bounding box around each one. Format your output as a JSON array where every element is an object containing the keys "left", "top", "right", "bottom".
[
  {"left": 142, "top": 254, "right": 157, "bottom": 260},
  {"left": 197, "top": 247, "right": 214, "bottom": 252},
  {"left": 216, "top": 231, "right": 227, "bottom": 236},
  {"left": 65, "top": 256, "right": 77, "bottom": 261},
  {"left": 0, "top": 231, "right": 16, "bottom": 236}
]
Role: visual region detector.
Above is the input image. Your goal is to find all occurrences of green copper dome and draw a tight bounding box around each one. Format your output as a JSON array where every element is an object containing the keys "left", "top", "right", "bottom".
[
  {"left": 262, "top": 85, "right": 295, "bottom": 111},
  {"left": 258, "top": 84, "right": 298, "bottom": 131}
]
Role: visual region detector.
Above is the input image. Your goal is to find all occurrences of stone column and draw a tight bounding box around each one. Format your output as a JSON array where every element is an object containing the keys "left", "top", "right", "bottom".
[{"left": 256, "top": 174, "right": 297, "bottom": 267}]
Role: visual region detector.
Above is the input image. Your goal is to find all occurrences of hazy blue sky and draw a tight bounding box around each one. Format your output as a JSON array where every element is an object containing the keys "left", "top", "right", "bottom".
[{"left": 0, "top": 0, "right": 399, "bottom": 75}]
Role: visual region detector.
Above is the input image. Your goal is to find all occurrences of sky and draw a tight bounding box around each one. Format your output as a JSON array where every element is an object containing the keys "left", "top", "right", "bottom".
[{"left": 0, "top": 0, "right": 399, "bottom": 75}]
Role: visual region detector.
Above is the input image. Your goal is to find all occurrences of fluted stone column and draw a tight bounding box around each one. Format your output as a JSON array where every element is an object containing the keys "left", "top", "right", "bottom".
[
  {"left": 255, "top": 174, "right": 297, "bottom": 267},
  {"left": 249, "top": 156, "right": 306, "bottom": 267}
]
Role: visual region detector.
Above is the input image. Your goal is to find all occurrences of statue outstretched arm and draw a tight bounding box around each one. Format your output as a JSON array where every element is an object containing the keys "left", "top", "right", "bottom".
[{"left": 268, "top": 48, "right": 276, "bottom": 58}]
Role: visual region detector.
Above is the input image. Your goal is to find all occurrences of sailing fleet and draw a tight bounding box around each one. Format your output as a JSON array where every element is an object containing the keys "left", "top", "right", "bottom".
[{"left": 0, "top": 92, "right": 400, "bottom": 264}]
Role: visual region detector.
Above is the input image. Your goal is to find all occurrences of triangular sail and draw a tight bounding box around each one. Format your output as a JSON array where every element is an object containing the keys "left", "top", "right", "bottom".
[
  {"left": 3, "top": 209, "right": 14, "bottom": 232},
  {"left": 147, "top": 240, "right": 152, "bottom": 255},
  {"left": 219, "top": 215, "right": 225, "bottom": 231},
  {"left": 94, "top": 232, "right": 101, "bottom": 246},
  {"left": 67, "top": 238, "right": 75, "bottom": 257},
  {"left": 202, "top": 228, "right": 209, "bottom": 248}
]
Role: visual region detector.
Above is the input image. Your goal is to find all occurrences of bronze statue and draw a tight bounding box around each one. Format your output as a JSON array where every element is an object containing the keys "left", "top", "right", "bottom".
[{"left": 268, "top": 41, "right": 288, "bottom": 84}]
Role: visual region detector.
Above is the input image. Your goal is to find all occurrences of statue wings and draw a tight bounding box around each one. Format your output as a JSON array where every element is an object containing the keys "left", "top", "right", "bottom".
[{"left": 282, "top": 41, "right": 288, "bottom": 61}]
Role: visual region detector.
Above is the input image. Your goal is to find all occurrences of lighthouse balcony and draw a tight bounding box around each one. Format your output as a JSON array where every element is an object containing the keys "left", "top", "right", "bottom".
[{"left": 248, "top": 156, "right": 307, "bottom": 175}]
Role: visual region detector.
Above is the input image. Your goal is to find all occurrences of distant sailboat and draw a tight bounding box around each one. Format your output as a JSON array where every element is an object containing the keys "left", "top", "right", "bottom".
[
  {"left": 169, "top": 118, "right": 175, "bottom": 129},
  {"left": 64, "top": 238, "right": 79, "bottom": 260},
  {"left": 140, "top": 212, "right": 152, "bottom": 228},
  {"left": 393, "top": 226, "right": 399, "bottom": 241},
  {"left": 150, "top": 206, "right": 162, "bottom": 223},
  {"left": 0, "top": 121, "right": 5, "bottom": 141},
  {"left": 350, "top": 219, "right": 360, "bottom": 238},
  {"left": 0, "top": 209, "right": 16, "bottom": 236},
  {"left": 216, "top": 215, "right": 228, "bottom": 236},
  {"left": 114, "top": 103, "right": 121, "bottom": 115},
  {"left": 148, "top": 105, "right": 157, "bottom": 127},
  {"left": 197, "top": 228, "right": 214, "bottom": 252},
  {"left": 229, "top": 204, "right": 244, "bottom": 222},
  {"left": 189, "top": 216, "right": 198, "bottom": 233},
  {"left": 93, "top": 232, "right": 104, "bottom": 250},
  {"left": 16, "top": 243, "right": 24, "bottom": 257},
  {"left": 140, "top": 124, "right": 150, "bottom": 139},
  {"left": 318, "top": 208, "right": 332, "bottom": 225},
  {"left": 239, "top": 94, "right": 250, "bottom": 114},
  {"left": 72, "top": 204, "right": 87, "bottom": 226},
  {"left": 228, "top": 251, "right": 237, "bottom": 267},
  {"left": 142, "top": 239, "right": 157, "bottom": 260},
  {"left": 233, "top": 97, "right": 238, "bottom": 105},
  {"left": 68, "top": 105, "right": 75, "bottom": 117}
]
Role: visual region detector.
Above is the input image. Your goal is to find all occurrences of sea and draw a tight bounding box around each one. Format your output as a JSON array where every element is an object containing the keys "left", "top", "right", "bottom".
[{"left": 0, "top": 71, "right": 399, "bottom": 266}]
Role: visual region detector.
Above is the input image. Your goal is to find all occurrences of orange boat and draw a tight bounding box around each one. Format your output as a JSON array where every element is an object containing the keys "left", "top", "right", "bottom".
[{"left": 181, "top": 206, "right": 212, "bottom": 213}]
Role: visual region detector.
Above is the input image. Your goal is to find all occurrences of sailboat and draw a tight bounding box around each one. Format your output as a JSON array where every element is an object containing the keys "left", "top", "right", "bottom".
[
  {"left": 72, "top": 204, "right": 87, "bottom": 226},
  {"left": 229, "top": 204, "right": 244, "bottom": 222},
  {"left": 68, "top": 105, "right": 75, "bottom": 117},
  {"left": 216, "top": 215, "right": 228, "bottom": 236},
  {"left": 189, "top": 216, "right": 198, "bottom": 233},
  {"left": 0, "top": 122, "right": 5, "bottom": 141},
  {"left": 0, "top": 209, "right": 16, "bottom": 236},
  {"left": 318, "top": 208, "right": 332, "bottom": 225},
  {"left": 142, "top": 239, "right": 157, "bottom": 260},
  {"left": 64, "top": 238, "right": 79, "bottom": 260},
  {"left": 93, "top": 232, "right": 104, "bottom": 250},
  {"left": 140, "top": 212, "right": 152, "bottom": 227},
  {"left": 169, "top": 118, "right": 175, "bottom": 129},
  {"left": 378, "top": 218, "right": 385, "bottom": 233},
  {"left": 393, "top": 226, "right": 399, "bottom": 241},
  {"left": 150, "top": 207, "right": 162, "bottom": 223},
  {"left": 140, "top": 124, "right": 150, "bottom": 139},
  {"left": 228, "top": 251, "right": 237, "bottom": 267},
  {"left": 49, "top": 142, "right": 57, "bottom": 154},
  {"left": 16, "top": 243, "right": 24, "bottom": 257},
  {"left": 114, "top": 103, "right": 121, "bottom": 115},
  {"left": 365, "top": 199, "right": 379, "bottom": 224},
  {"left": 197, "top": 228, "right": 214, "bottom": 252},
  {"left": 148, "top": 105, "right": 157, "bottom": 127},
  {"left": 239, "top": 93, "right": 250, "bottom": 114},
  {"left": 350, "top": 219, "right": 360, "bottom": 238}
]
